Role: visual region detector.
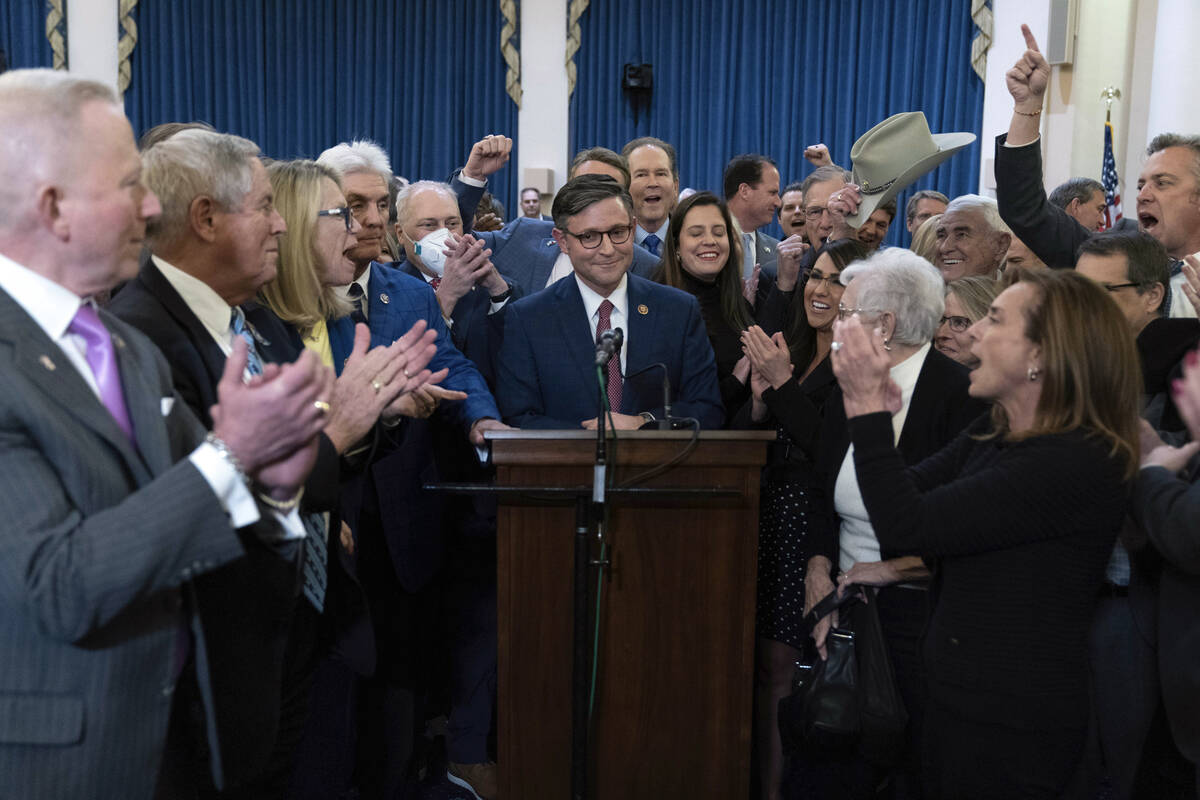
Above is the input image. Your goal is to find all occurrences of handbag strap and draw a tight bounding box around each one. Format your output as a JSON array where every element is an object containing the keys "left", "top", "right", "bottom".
[{"left": 801, "top": 586, "right": 864, "bottom": 637}]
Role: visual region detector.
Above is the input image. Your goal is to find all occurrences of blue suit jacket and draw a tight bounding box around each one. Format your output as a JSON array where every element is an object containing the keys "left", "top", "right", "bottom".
[
  {"left": 477, "top": 217, "right": 661, "bottom": 295},
  {"left": 327, "top": 262, "right": 500, "bottom": 428},
  {"left": 393, "top": 258, "right": 522, "bottom": 388},
  {"left": 495, "top": 272, "right": 724, "bottom": 429}
]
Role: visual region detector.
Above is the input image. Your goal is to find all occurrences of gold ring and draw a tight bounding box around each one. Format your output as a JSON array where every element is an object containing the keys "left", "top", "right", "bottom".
[
  {"left": 313, "top": 400, "right": 330, "bottom": 414},
  {"left": 371, "top": 380, "right": 382, "bottom": 394}
]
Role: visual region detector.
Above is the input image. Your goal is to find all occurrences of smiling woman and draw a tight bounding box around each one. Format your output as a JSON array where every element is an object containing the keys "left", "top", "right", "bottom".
[{"left": 654, "top": 191, "right": 756, "bottom": 423}]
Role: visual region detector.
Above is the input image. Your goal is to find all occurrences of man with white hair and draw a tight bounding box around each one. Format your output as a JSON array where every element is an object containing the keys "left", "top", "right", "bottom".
[
  {"left": 316, "top": 138, "right": 510, "bottom": 800},
  {"left": 0, "top": 69, "right": 330, "bottom": 797},
  {"left": 933, "top": 194, "right": 1012, "bottom": 282}
]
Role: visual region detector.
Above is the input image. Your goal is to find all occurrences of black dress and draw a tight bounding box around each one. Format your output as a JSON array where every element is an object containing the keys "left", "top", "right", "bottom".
[{"left": 748, "top": 356, "right": 836, "bottom": 648}]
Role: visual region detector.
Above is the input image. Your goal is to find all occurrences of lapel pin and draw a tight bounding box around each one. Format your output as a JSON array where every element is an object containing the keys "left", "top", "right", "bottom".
[
  {"left": 380, "top": 293, "right": 390, "bottom": 305},
  {"left": 638, "top": 304, "right": 649, "bottom": 315},
  {"left": 39, "top": 354, "right": 56, "bottom": 371},
  {"left": 111, "top": 333, "right": 126, "bottom": 349}
]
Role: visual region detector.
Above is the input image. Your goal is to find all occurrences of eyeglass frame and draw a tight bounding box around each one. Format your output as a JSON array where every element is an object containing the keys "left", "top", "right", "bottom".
[
  {"left": 563, "top": 224, "right": 633, "bottom": 249},
  {"left": 938, "top": 314, "right": 973, "bottom": 332},
  {"left": 804, "top": 205, "right": 832, "bottom": 221},
  {"left": 317, "top": 206, "right": 354, "bottom": 231},
  {"left": 1100, "top": 281, "right": 1145, "bottom": 292},
  {"left": 836, "top": 303, "right": 884, "bottom": 321},
  {"left": 803, "top": 268, "right": 843, "bottom": 289}
]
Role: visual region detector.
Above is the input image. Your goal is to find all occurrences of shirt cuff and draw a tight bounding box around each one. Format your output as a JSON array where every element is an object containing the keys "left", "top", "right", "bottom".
[
  {"left": 488, "top": 297, "right": 510, "bottom": 314},
  {"left": 1002, "top": 134, "right": 1041, "bottom": 148},
  {"left": 458, "top": 173, "right": 486, "bottom": 188},
  {"left": 266, "top": 508, "right": 307, "bottom": 542},
  {"left": 189, "top": 441, "right": 261, "bottom": 528}
]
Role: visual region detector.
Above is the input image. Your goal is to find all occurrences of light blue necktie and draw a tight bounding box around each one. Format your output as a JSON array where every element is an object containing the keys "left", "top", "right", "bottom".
[{"left": 742, "top": 232, "right": 756, "bottom": 279}]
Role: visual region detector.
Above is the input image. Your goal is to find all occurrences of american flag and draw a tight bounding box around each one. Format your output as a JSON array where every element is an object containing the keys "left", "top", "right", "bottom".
[{"left": 1101, "top": 120, "right": 1123, "bottom": 230}]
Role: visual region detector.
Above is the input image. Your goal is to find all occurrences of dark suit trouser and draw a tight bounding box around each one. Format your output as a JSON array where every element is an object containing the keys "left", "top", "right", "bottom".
[
  {"left": 443, "top": 534, "right": 498, "bottom": 764},
  {"left": 1083, "top": 594, "right": 1158, "bottom": 799}
]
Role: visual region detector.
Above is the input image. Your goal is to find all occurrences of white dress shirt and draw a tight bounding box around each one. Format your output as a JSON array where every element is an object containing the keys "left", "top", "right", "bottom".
[
  {"left": 0, "top": 252, "right": 260, "bottom": 528},
  {"left": 575, "top": 272, "right": 629, "bottom": 374},
  {"left": 836, "top": 342, "right": 931, "bottom": 573}
]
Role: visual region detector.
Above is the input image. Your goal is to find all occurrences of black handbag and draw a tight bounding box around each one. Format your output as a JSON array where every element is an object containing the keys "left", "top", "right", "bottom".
[{"left": 778, "top": 587, "right": 908, "bottom": 766}]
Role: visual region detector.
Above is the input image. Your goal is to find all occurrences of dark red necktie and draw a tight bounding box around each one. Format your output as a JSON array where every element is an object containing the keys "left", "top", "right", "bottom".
[
  {"left": 596, "top": 299, "right": 623, "bottom": 412},
  {"left": 430, "top": 276, "right": 442, "bottom": 291}
]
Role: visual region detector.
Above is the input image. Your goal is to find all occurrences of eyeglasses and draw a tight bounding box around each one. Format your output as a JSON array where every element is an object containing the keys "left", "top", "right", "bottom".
[
  {"left": 804, "top": 269, "right": 841, "bottom": 289},
  {"left": 837, "top": 304, "right": 878, "bottom": 320},
  {"left": 565, "top": 224, "right": 632, "bottom": 249},
  {"left": 938, "top": 315, "right": 972, "bottom": 332},
  {"left": 317, "top": 206, "right": 354, "bottom": 231},
  {"left": 804, "top": 206, "right": 830, "bottom": 221},
  {"left": 1101, "top": 282, "right": 1143, "bottom": 292}
]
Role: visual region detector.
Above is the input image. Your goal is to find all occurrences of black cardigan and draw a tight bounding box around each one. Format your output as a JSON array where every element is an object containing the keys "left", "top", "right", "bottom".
[{"left": 850, "top": 412, "right": 1129, "bottom": 730}]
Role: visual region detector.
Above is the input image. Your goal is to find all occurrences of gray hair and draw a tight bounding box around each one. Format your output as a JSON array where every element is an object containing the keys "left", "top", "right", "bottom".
[
  {"left": 840, "top": 248, "right": 945, "bottom": 345},
  {"left": 943, "top": 193, "right": 1011, "bottom": 235},
  {"left": 317, "top": 139, "right": 393, "bottom": 185},
  {"left": 142, "top": 128, "right": 260, "bottom": 247},
  {"left": 904, "top": 189, "right": 949, "bottom": 224},
  {"left": 0, "top": 69, "right": 119, "bottom": 229},
  {"left": 800, "top": 165, "right": 852, "bottom": 202},
  {"left": 395, "top": 180, "right": 458, "bottom": 228},
  {"left": 1048, "top": 177, "right": 1104, "bottom": 210}
]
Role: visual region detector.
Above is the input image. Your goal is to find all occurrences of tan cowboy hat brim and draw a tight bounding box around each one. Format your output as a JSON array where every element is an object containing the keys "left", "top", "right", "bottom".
[{"left": 844, "top": 130, "right": 976, "bottom": 227}]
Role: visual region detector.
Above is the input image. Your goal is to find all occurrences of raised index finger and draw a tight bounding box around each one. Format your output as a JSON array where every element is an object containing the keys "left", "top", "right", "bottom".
[{"left": 1021, "top": 23, "right": 1041, "bottom": 53}]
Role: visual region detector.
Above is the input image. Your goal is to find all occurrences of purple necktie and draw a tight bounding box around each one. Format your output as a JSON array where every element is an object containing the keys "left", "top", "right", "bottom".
[{"left": 69, "top": 304, "right": 135, "bottom": 442}]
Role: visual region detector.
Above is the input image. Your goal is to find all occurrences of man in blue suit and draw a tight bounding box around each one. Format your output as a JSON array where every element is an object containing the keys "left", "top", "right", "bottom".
[
  {"left": 0, "top": 69, "right": 330, "bottom": 798},
  {"left": 316, "top": 140, "right": 510, "bottom": 798},
  {"left": 475, "top": 147, "right": 660, "bottom": 294},
  {"left": 496, "top": 175, "right": 724, "bottom": 430}
]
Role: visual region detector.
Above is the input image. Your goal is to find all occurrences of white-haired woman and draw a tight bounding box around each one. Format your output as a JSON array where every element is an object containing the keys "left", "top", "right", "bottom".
[{"left": 800, "top": 249, "right": 987, "bottom": 794}]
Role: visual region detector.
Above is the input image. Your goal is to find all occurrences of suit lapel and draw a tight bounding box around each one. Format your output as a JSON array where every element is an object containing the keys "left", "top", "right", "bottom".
[
  {"left": 141, "top": 261, "right": 228, "bottom": 390},
  {"left": 623, "top": 277, "right": 660, "bottom": 414},
  {"left": 105, "top": 312, "right": 172, "bottom": 476},
  {"left": 896, "top": 349, "right": 938, "bottom": 456},
  {"left": 530, "top": 238, "right": 561, "bottom": 290},
  {"left": 552, "top": 278, "right": 601, "bottom": 392},
  {"left": 367, "top": 264, "right": 400, "bottom": 347},
  {"left": 0, "top": 289, "right": 151, "bottom": 481}
]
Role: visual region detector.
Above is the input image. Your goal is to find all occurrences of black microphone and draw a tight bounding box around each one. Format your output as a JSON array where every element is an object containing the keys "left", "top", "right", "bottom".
[
  {"left": 625, "top": 362, "right": 675, "bottom": 429},
  {"left": 594, "top": 327, "right": 624, "bottom": 366}
]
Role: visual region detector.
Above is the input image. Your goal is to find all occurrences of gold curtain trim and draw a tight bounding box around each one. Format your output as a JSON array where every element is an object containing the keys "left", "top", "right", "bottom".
[
  {"left": 499, "top": 0, "right": 521, "bottom": 107},
  {"left": 565, "top": 0, "right": 589, "bottom": 99},
  {"left": 970, "top": 0, "right": 992, "bottom": 82},
  {"left": 118, "top": 0, "right": 139, "bottom": 93},
  {"left": 45, "top": 0, "right": 67, "bottom": 70}
]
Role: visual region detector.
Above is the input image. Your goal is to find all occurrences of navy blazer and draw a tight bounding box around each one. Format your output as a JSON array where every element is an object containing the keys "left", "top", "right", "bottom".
[
  {"left": 477, "top": 216, "right": 661, "bottom": 294},
  {"left": 107, "top": 257, "right": 351, "bottom": 786},
  {"left": 327, "top": 262, "right": 501, "bottom": 428},
  {"left": 495, "top": 272, "right": 724, "bottom": 429}
]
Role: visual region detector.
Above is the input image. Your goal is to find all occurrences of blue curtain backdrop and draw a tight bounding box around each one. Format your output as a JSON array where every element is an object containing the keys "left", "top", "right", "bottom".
[
  {"left": 0, "top": 1, "right": 53, "bottom": 69},
  {"left": 124, "top": 0, "right": 518, "bottom": 214},
  {"left": 570, "top": 0, "right": 984, "bottom": 247}
]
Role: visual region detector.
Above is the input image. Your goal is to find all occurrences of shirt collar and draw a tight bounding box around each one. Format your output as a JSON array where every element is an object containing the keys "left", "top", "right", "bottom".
[
  {"left": 889, "top": 341, "right": 931, "bottom": 392},
  {"left": 0, "top": 250, "right": 86, "bottom": 341},
  {"left": 635, "top": 219, "right": 670, "bottom": 244},
  {"left": 152, "top": 255, "right": 235, "bottom": 342},
  {"left": 334, "top": 262, "right": 374, "bottom": 302},
  {"left": 575, "top": 272, "right": 628, "bottom": 322}
]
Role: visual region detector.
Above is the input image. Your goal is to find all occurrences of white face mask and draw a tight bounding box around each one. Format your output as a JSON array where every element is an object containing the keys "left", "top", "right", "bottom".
[{"left": 412, "top": 227, "right": 454, "bottom": 276}]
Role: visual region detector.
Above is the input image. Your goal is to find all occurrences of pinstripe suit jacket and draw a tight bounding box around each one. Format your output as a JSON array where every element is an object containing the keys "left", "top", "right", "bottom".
[{"left": 0, "top": 287, "right": 246, "bottom": 799}]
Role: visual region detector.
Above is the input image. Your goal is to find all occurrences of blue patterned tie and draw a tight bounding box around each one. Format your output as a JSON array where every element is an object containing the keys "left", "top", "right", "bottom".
[
  {"left": 642, "top": 233, "right": 661, "bottom": 257},
  {"left": 230, "top": 307, "right": 264, "bottom": 376},
  {"left": 231, "top": 308, "right": 327, "bottom": 611}
]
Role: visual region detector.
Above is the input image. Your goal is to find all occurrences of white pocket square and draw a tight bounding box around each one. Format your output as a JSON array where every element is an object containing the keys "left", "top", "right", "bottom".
[{"left": 161, "top": 397, "right": 175, "bottom": 416}]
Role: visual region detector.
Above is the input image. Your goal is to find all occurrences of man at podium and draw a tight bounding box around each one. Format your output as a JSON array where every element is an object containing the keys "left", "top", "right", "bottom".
[{"left": 494, "top": 175, "right": 723, "bottom": 430}]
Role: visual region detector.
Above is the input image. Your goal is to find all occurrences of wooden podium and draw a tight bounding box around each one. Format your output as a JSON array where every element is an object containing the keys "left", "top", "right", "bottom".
[{"left": 487, "top": 430, "right": 772, "bottom": 799}]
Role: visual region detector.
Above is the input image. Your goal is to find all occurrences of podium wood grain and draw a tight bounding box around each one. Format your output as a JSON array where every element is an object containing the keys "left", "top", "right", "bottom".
[{"left": 489, "top": 431, "right": 771, "bottom": 799}]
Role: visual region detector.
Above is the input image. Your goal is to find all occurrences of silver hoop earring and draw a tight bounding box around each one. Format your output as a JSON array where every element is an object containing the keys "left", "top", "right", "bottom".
[{"left": 1028, "top": 366, "right": 1040, "bottom": 381}]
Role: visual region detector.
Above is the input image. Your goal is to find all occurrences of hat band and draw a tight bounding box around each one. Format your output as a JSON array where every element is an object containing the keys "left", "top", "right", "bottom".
[{"left": 855, "top": 176, "right": 897, "bottom": 195}]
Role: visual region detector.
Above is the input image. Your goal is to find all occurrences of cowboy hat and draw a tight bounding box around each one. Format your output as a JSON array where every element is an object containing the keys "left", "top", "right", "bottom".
[{"left": 843, "top": 111, "right": 975, "bottom": 227}]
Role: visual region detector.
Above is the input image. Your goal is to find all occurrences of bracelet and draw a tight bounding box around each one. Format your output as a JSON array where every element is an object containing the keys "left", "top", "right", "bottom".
[
  {"left": 204, "top": 432, "right": 250, "bottom": 487},
  {"left": 1013, "top": 106, "right": 1043, "bottom": 117},
  {"left": 257, "top": 485, "right": 305, "bottom": 513},
  {"left": 490, "top": 286, "right": 513, "bottom": 303}
]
